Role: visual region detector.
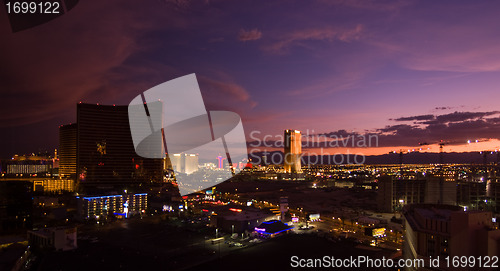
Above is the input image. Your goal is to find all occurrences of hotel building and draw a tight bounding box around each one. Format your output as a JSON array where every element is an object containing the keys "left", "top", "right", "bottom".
[
  {"left": 170, "top": 153, "right": 199, "bottom": 174},
  {"left": 60, "top": 103, "right": 163, "bottom": 194},
  {"left": 59, "top": 123, "right": 77, "bottom": 179},
  {"left": 284, "top": 129, "right": 302, "bottom": 173},
  {"left": 77, "top": 193, "right": 147, "bottom": 220},
  {"left": 28, "top": 227, "right": 77, "bottom": 251}
]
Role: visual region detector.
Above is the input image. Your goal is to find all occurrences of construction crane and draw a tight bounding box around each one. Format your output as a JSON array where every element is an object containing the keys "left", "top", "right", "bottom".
[
  {"left": 495, "top": 149, "right": 500, "bottom": 165},
  {"left": 418, "top": 140, "right": 455, "bottom": 182},
  {"left": 479, "top": 150, "right": 499, "bottom": 165},
  {"left": 438, "top": 141, "right": 446, "bottom": 165},
  {"left": 419, "top": 140, "right": 450, "bottom": 167},
  {"left": 419, "top": 140, "right": 453, "bottom": 204},
  {"left": 389, "top": 149, "right": 415, "bottom": 176},
  {"left": 465, "top": 139, "right": 498, "bottom": 165}
]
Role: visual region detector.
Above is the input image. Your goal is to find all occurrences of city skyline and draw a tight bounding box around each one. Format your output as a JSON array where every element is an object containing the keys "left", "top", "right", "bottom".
[
  {"left": 3, "top": 1, "right": 500, "bottom": 158},
  {"left": 2, "top": 2, "right": 500, "bottom": 270}
]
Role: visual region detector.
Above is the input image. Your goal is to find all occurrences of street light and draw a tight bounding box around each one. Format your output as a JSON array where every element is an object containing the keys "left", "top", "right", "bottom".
[
  {"left": 216, "top": 228, "right": 218, "bottom": 238},
  {"left": 232, "top": 225, "right": 234, "bottom": 234}
]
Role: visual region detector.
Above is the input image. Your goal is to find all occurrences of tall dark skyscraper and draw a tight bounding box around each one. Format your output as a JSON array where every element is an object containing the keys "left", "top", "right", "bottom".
[
  {"left": 284, "top": 129, "right": 302, "bottom": 173},
  {"left": 60, "top": 103, "right": 163, "bottom": 195}
]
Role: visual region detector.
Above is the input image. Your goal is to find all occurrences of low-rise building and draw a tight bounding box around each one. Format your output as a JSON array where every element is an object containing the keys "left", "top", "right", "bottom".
[
  {"left": 77, "top": 193, "right": 147, "bottom": 220},
  {"left": 28, "top": 227, "right": 77, "bottom": 251},
  {"left": 209, "top": 206, "right": 275, "bottom": 233},
  {"left": 255, "top": 220, "right": 294, "bottom": 237}
]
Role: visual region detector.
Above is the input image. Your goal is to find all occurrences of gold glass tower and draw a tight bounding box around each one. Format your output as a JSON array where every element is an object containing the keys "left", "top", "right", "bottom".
[{"left": 284, "top": 129, "right": 302, "bottom": 173}]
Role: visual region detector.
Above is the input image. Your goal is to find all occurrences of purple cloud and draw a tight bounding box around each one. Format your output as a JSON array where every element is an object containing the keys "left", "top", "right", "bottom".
[{"left": 238, "top": 28, "right": 262, "bottom": 42}]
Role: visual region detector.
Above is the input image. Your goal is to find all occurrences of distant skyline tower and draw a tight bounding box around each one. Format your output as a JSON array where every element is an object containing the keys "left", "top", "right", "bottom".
[
  {"left": 279, "top": 196, "right": 288, "bottom": 221},
  {"left": 284, "top": 129, "right": 302, "bottom": 173},
  {"left": 170, "top": 153, "right": 199, "bottom": 174},
  {"left": 184, "top": 154, "right": 199, "bottom": 174},
  {"left": 217, "top": 155, "right": 225, "bottom": 169}
]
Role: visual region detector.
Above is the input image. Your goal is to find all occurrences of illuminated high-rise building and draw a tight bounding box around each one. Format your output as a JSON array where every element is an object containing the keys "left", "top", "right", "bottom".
[
  {"left": 59, "top": 123, "right": 77, "bottom": 179},
  {"left": 170, "top": 153, "right": 199, "bottom": 174},
  {"left": 184, "top": 154, "right": 199, "bottom": 174},
  {"left": 170, "top": 154, "right": 183, "bottom": 173},
  {"left": 284, "top": 129, "right": 302, "bottom": 173}
]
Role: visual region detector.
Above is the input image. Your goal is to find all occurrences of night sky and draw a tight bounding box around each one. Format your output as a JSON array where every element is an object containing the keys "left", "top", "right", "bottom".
[{"left": 2, "top": 0, "right": 500, "bottom": 159}]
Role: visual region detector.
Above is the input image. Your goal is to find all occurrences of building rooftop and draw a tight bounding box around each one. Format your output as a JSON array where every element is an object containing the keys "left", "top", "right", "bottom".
[
  {"left": 255, "top": 220, "right": 293, "bottom": 235},
  {"left": 414, "top": 207, "right": 454, "bottom": 221},
  {"left": 222, "top": 209, "right": 271, "bottom": 221}
]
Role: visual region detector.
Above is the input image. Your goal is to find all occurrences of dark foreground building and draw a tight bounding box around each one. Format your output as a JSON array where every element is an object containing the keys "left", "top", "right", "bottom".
[
  {"left": 403, "top": 204, "right": 500, "bottom": 271},
  {"left": 0, "top": 181, "right": 33, "bottom": 234},
  {"left": 60, "top": 103, "right": 163, "bottom": 195}
]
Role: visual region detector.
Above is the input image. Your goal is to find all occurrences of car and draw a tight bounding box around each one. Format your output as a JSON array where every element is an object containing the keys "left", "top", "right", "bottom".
[{"left": 300, "top": 225, "right": 314, "bottom": 230}]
